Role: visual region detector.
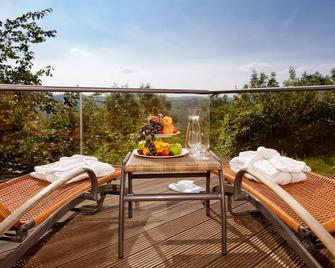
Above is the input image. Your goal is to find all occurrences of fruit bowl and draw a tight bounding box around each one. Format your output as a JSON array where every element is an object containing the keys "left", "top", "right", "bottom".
[
  {"left": 154, "top": 131, "right": 180, "bottom": 139},
  {"left": 138, "top": 114, "right": 182, "bottom": 157},
  {"left": 134, "top": 148, "right": 189, "bottom": 159}
]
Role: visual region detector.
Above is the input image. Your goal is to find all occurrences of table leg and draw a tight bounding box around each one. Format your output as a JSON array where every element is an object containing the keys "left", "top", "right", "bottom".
[
  {"left": 205, "top": 171, "right": 211, "bottom": 216},
  {"left": 118, "top": 154, "right": 129, "bottom": 259},
  {"left": 128, "top": 172, "right": 133, "bottom": 218},
  {"left": 218, "top": 169, "right": 227, "bottom": 255}
]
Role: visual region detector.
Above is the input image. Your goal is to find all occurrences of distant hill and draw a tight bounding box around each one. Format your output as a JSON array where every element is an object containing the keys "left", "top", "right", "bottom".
[
  {"left": 51, "top": 93, "right": 212, "bottom": 128},
  {"left": 166, "top": 96, "right": 208, "bottom": 128}
]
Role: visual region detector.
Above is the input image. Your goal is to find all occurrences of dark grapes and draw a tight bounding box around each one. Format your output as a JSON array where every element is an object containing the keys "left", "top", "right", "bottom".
[{"left": 138, "top": 118, "right": 164, "bottom": 155}]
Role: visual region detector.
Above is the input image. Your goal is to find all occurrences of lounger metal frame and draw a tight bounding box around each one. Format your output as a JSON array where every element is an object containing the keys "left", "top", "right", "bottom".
[
  {"left": 0, "top": 168, "right": 120, "bottom": 268},
  {"left": 218, "top": 169, "right": 333, "bottom": 268}
]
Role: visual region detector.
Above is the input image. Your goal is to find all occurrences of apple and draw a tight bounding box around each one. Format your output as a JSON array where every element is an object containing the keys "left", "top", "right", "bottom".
[
  {"left": 138, "top": 140, "right": 146, "bottom": 149},
  {"left": 168, "top": 143, "right": 182, "bottom": 155}
]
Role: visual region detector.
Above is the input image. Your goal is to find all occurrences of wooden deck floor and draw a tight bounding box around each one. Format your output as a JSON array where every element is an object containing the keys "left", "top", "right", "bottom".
[{"left": 1, "top": 176, "right": 333, "bottom": 267}]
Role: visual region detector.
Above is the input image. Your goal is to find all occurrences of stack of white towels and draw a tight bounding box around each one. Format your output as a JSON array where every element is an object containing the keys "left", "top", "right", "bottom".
[
  {"left": 31, "top": 154, "right": 115, "bottom": 183},
  {"left": 229, "top": 147, "right": 311, "bottom": 185}
]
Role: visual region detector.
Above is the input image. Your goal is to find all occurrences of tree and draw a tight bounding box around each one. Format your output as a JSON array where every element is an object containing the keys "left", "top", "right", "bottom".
[
  {"left": 83, "top": 86, "right": 174, "bottom": 164},
  {"left": 0, "top": 8, "right": 56, "bottom": 84},
  {"left": 244, "top": 70, "right": 279, "bottom": 88},
  {"left": 284, "top": 66, "right": 334, "bottom": 86},
  {"left": 215, "top": 67, "right": 335, "bottom": 158},
  {"left": 0, "top": 9, "right": 59, "bottom": 178}
]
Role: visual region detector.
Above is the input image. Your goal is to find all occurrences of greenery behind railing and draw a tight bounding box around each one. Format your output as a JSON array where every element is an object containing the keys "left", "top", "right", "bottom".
[{"left": 0, "top": 87, "right": 334, "bottom": 180}]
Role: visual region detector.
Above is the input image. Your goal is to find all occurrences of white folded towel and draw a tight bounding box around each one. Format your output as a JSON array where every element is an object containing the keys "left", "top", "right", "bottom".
[
  {"left": 168, "top": 180, "right": 204, "bottom": 193},
  {"left": 31, "top": 154, "right": 115, "bottom": 183},
  {"left": 229, "top": 147, "right": 311, "bottom": 185}
]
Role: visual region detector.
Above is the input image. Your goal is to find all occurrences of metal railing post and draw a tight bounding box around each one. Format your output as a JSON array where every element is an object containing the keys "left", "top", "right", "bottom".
[{"left": 79, "top": 90, "right": 83, "bottom": 154}]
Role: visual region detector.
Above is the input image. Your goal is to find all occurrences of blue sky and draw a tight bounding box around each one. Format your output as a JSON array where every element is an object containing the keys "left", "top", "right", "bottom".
[{"left": 1, "top": 0, "right": 334, "bottom": 89}]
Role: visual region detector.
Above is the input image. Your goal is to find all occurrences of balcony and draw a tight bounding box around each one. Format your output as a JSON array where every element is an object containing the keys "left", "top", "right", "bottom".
[{"left": 0, "top": 84, "right": 334, "bottom": 267}]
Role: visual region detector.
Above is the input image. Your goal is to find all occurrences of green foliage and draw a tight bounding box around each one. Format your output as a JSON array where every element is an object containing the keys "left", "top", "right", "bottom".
[
  {"left": 284, "top": 66, "right": 334, "bottom": 86},
  {"left": 0, "top": 8, "right": 56, "bottom": 84},
  {"left": 303, "top": 154, "right": 335, "bottom": 174},
  {"left": 81, "top": 84, "right": 174, "bottom": 164},
  {"left": 213, "top": 67, "right": 335, "bottom": 163},
  {"left": 244, "top": 70, "right": 279, "bottom": 88},
  {"left": 0, "top": 92, "right": 81, "bottom": 176},
  {"left": 0, "top": 9, "right": 62, "bottom": 178}
]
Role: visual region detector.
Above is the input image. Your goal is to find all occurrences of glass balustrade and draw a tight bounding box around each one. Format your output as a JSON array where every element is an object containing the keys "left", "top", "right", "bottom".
[{"left": 0, "top": 88, "right": 334, "bottom": 181}]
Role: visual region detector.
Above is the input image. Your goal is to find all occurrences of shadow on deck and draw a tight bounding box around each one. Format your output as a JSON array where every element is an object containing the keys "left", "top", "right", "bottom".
[{"left": 0, "top": 176, "right": 333, "bottom": 268}]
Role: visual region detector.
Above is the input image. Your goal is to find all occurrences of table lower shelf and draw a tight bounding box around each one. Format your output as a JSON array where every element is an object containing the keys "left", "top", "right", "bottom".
[{"left": 124, "top": 192, "right": 222, "bottom": 201}]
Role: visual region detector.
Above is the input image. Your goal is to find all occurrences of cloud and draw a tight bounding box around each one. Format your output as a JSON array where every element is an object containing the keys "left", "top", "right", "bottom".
[
  {"left": 120, "top": 68, "right": 135, "bottom": 75},
  {"left": 70, "top": 48, "right": 91, "bottom": 57},
  {"left": 235, "top": 62, "right": 272, "bottom": 72},
  {"left": 34, "top": 43, "right": 334, "bottom": 90}
]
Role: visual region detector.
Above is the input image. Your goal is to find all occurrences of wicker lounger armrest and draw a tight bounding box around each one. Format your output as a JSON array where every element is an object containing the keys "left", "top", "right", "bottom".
[
  {"left": 0, "top": 168, "right": 97, "bottom": 237},
  {"left": 233, "top": 167, "right": 335, "bottom": 257}
]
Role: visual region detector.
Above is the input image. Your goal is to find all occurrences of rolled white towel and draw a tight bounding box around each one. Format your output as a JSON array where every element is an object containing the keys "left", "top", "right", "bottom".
[
  {"left": 229, "top": 147, "right": 311, "bottom": 185},
  {"left": 35, "top": 158, "right": 87, "bottom": 175},
  {"left": 59, "top": 154, "right": 98, "bottom": 162},
  {"left": 31, "top": 155, "right": 115, "bottom": 183},
  {"left": 269, "top": 155, "right": 311, "bottom": 173},
  {"left": 168, "top": 180, "right": 204, "bottom": 193}
]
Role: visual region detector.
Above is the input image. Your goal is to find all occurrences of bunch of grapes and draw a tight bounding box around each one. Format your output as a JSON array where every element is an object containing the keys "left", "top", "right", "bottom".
[{"left": 138, "top": 119, "right": 163, "bottom": 155}]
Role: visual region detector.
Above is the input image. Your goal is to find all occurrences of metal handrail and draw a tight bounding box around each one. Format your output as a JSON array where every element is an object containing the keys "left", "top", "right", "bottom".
[{"left": 0, "top": 83, "right": 335, "bottom": 94}]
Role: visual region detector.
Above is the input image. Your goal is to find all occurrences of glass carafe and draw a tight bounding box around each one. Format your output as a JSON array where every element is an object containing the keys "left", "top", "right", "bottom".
[{"left": 185, "top": 109, "right": 201, "bottom": 157}]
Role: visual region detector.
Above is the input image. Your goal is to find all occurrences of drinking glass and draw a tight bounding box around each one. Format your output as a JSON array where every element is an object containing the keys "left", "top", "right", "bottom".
[
  {"left": 189, "top": 130, "right": 201, "bottom": 157},
  {"left": 198, "top": 132, "right": 210, "bottom": 160},
  {"left": 185, "top": 109, "right": 201, "bottom": 157}
]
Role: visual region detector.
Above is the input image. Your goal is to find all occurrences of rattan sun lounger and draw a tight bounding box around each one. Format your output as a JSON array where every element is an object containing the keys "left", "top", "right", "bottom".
[
  {"left": 0, "top": 167, "right": 121, "bottom": 267},
  {"left": 220, "top": 166, "right": 335, "bottom": 268}
]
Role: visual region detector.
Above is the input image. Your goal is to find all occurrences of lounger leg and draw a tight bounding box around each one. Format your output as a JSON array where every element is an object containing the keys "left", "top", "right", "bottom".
[
  {"left": 118, "top": 156, "right": 128, "bottom": 258},
  {"left": 205, "top": 171, "right": 211, "bottom": 216},
  {"left": 249, "top": 198, "right": 322, "bottom": 268},
  {"left": 0, "top": 197, "right": 85, "bottom": 268},
  {"left": 128, "top": 173, "right": 133, "bottom": 218},
  {"left": 218, "top": 169, "right": 227, "bottom": 255}
]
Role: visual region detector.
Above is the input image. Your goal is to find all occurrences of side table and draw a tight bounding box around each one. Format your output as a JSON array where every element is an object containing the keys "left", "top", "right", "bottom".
[{"left": 118, "top": 150, "right": 226, "bottom": 258}]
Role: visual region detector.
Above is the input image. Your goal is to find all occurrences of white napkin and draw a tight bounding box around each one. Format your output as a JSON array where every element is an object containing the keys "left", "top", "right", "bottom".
[{"left": 168, "top": 180, "right": 204, "bottom": 193}]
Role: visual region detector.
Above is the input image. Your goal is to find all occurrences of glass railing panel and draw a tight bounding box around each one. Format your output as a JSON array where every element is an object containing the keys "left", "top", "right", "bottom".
[
  {"left": 211, "top": 90, "right": 335, "bottom": 175},
  {"left": 0, "top": 91, "right": 81, "bottom": 180},
  {"left": 1, "top": 87, "right": 333, "bottom": 180},
  {"left": 81, "top": 92, "right": 211, "bottom": 164}
]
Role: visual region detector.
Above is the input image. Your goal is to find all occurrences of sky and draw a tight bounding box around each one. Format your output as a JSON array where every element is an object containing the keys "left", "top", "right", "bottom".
[{"left": 0, "top": 0, "right": 335, "bottom": 90}]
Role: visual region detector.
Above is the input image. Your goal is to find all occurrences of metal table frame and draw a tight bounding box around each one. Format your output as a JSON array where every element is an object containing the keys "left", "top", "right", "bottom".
[{"left": 118, "top": 151, "right": 226, "bottom": 258}]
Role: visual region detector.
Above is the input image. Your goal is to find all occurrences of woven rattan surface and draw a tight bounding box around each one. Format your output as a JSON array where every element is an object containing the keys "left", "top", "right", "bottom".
[
  {"left": 126, "top": 150, "right": 221, "bottom": 172},
  {"left": 224, "top": 166, "right": 335, "bottom": 233},
  {"left": 0, "top": 169, "right": 120, "bottom": 228}
]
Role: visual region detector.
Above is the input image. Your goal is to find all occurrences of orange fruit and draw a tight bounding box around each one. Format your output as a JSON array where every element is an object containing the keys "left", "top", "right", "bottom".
[
  {"left": 163, "top": 116, "right": 173, "bottom": 126},
  {"left": 143, "top": 147, "right": 149, "bottom": 155},
  {"left": 163, "top": 125, "right": 174, "bottom": 134},
  {"left": 157, "top": 147, "right": 168, "bottom": 154}
]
